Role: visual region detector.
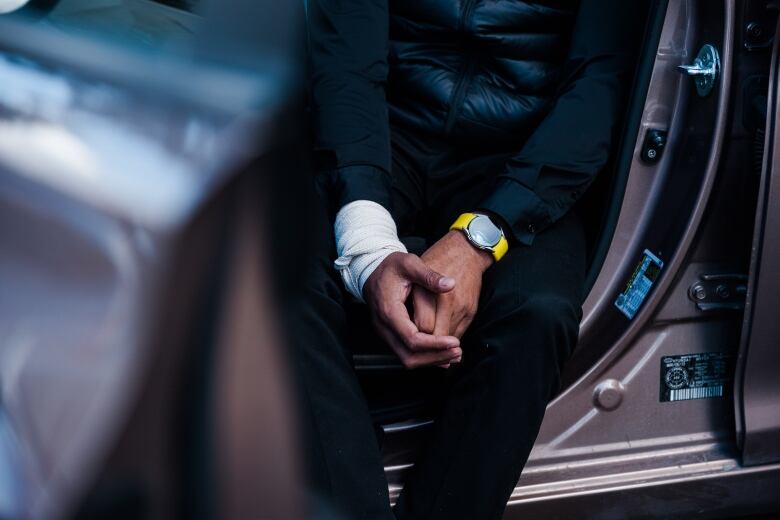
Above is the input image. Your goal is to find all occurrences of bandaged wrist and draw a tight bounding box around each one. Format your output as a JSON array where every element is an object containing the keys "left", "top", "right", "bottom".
[{"left": 334, "top": 200, "right": 407, "bottom": 302}]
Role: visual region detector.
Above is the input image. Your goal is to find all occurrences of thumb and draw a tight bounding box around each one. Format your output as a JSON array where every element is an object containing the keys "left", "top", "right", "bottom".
[{"left": 402, "top": 255, "right": 455, "bottom": 293}]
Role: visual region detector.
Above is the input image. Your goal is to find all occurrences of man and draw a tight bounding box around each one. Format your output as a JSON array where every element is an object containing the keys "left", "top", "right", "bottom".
[{"left": 295, "top": 1, "right": 647, "bottom": 518}]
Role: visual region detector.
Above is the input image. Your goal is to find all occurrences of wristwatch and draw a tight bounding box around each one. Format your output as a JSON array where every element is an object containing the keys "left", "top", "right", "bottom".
[{"left": 450, "top": 212, "right": 509, "bottom": 262}]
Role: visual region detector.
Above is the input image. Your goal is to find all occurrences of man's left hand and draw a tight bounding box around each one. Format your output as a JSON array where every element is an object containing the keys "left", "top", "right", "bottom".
[{"left": 412, "top": 230, "right": 494, "bottom": 339}]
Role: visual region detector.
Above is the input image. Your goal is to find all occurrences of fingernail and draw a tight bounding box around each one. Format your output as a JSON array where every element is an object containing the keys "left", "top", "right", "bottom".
[{"left": 439, "top": 277, "right": 455, "bottom": 290}]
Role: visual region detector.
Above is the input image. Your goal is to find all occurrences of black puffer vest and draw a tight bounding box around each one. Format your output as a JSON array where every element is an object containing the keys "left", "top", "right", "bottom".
[{"left": 388, "top": 0, "right": 577, "bottom": 146}]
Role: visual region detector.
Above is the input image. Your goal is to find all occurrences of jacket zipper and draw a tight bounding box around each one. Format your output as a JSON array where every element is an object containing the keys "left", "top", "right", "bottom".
[
  {"left": 458, "top": 0, "right": 478, "bottom": 34},
  {"left": 443, "top": 0, "right": 479, "bottom": 136},
  {"left": 444, "top": 60, "right": 475, "bottom": 135}
]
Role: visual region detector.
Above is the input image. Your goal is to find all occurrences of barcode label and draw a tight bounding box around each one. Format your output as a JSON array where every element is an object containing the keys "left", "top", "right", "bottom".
[
  {"left": 660, "top": 352, "right": 733, "bottom": 403},
  {"left": 668, "top": 385, "right": 723, "bottom": 402}
]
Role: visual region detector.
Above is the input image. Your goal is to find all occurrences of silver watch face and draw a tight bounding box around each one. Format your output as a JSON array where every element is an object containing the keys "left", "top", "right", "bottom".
[{"left": 467, "top": 214, "right": 502, "bottom": 248}]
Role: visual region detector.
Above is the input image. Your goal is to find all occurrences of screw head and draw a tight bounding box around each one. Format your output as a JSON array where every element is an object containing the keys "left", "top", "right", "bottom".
[
  {"left": 715, "top": 284, "right": 731, "bottom": 299},
  {"left": 693, "top": 285, "right": 707, "bottom": 301},
  {"left": 747, "top": 22, "right": 764, "bottom": 40}
]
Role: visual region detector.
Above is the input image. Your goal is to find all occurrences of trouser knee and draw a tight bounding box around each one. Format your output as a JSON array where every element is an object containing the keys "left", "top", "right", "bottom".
[{"left": 471, "top": 294, "right": 581, "bottom": 401}]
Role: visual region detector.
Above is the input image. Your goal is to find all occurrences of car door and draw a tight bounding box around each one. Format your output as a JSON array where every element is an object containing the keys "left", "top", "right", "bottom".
[
  {"left": 0, "top": 2, "right": 306, "bottom": 518},
  {"left": 735, "top": 5, "right": 780, "bottom": 470}
]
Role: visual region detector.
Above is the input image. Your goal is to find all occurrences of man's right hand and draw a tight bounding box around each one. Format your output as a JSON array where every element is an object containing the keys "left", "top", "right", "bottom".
[{"left": 363, "top": 252, "right": 462, "bottom": 369}]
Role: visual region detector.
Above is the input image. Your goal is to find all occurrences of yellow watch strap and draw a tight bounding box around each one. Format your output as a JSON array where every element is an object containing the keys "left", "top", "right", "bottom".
[
  {"left": 449, "top": 213, "right": 509, "bottom": 262},
  {"left": 450, "top": 212, "right": 477, "bottom": 232},
  {"left": 493, "top": 235, "right": 509, "bottom": 262}
]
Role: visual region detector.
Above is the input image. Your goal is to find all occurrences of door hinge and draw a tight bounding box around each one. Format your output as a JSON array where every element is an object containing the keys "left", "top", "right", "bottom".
[{"left": 688, "top": 273, "right": 748, "bottom": 311}]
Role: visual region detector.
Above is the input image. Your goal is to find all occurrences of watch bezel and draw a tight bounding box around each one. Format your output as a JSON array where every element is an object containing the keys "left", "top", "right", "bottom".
[{"left": 464, "top": 213, "right": 503, "bottom": 250}]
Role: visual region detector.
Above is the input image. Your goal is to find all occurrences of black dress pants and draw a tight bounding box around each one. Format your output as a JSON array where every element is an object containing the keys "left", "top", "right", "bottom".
[{"left": 291, "top": 126, "right": 586, "bottom": 520}]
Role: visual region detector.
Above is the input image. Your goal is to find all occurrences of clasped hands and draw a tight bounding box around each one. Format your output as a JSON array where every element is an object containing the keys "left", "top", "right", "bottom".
[{"left": 363, "top": 230, "right": 494, "bottom": 369}]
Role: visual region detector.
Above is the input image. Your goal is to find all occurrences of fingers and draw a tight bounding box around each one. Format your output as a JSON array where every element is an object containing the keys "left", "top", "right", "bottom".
[
  {"left": 433, "top": 300, "right": 453, "bottom": 338},
  {"left": 412, "top": 286, "right": 436, "bottom": 333},
  {"left": 436, "top": 349, "right": 462, "bottom": 369},
  {"left": 374, "top": 320, "right": 462, "bottom": 369},
  {"left": 383, "top": 300, "right": 459, "bottom": 350},
  {"left": 401, "top": 255, "right": 455, "bottom": 294},
  {"left": 452, "top": 303, "right": 477, "bottom": 339},
  {"left": 453, "top": 320, "right": 471, "bottom": 340},
  {"left": 407, "top": 348, "right": 462, "bottom": 369},
  {"left": 432, "top": 294, "right": 477, "bottom": 339},
  {"left": 441, "top": 310, "right": 477, "bottom": 340},
  {"left": 373, "top": 299, "right": 462, "bottom": 369}
]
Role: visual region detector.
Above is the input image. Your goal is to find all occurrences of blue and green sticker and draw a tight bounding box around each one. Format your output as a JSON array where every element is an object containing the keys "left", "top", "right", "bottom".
[{"left": 615, "top": 249, "right": 663, "bottom": 320}]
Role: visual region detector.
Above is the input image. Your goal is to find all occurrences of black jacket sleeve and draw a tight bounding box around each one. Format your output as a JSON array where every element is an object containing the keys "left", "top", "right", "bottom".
[
  {"left": 307, "top": 0, "right": 393, "bottom": 211},
  {"left": 479, "top": 0, "right": 648, "bottom": 245}
]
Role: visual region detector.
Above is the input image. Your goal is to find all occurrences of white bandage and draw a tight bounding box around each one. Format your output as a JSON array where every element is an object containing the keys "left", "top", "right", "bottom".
[{"left": 334, "top": 200, "right": 407, "bottom": 302}]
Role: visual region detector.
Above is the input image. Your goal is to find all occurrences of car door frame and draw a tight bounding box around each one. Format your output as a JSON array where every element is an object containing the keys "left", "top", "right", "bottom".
[{"left": 735, "top": 8, "right": 780, "bottom": 469}]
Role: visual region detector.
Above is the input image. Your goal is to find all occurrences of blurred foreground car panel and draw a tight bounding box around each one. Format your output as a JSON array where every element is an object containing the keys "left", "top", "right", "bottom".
[{"left": 0, "top": 2, "right": 306, "bottom": 518}]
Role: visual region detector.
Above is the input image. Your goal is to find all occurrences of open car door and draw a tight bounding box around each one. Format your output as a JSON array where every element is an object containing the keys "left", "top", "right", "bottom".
[{"left": 735, "top": 7, "right": 780, "bottom": 469}]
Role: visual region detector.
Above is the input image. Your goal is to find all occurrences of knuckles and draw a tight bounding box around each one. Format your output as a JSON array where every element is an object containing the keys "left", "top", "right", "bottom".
[{"left": 423, "top": 270, "right": 440, "bottom": 289}]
